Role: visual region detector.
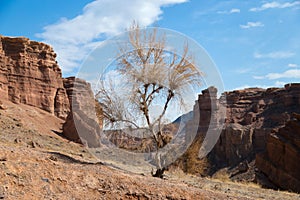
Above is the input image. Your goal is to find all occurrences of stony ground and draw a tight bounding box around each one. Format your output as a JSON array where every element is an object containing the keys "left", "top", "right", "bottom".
[{"left": 0, "top": 100, "right": 299, "bottom": 199}]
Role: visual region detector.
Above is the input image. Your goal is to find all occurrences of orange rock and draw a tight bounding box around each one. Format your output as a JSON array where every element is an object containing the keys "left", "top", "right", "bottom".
[{"left": 0, "top": 36, "right": 69, "bottom": 119}]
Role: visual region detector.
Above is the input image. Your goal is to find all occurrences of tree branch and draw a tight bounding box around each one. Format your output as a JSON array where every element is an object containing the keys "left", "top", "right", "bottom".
[{"left": 154, "top": 89, "right": 174, "bottom": 134}]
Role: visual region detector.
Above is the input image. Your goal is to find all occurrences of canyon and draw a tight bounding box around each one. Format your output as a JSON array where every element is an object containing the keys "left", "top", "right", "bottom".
[{"left": 0, "top": 35, "right": 300, "bottom": 196}]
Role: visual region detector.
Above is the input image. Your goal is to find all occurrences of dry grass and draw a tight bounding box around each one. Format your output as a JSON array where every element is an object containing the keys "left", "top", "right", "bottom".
[
  {"left": 173, "top": 134, "right": 211, "bottom": 176},
  {"left": 211, "top": 169, "right": 231, "bottom": 182},
  {"left": 238, "top": 181, "right": 262, "bottom": 189},
  {"left": 211, "top": 168, "right": 262, "bottom": 189},
  {"left": 167, "top": 166, "right": 188, "bottom": 179}
]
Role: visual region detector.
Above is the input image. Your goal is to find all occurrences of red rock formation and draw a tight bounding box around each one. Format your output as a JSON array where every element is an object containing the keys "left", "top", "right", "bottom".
[
  {"left": 178, "top": 84, "right": 300, "bottom": 186},
  {"left": 0, "top": 36, "right": 103, "bottom": 147},
  {"left": 0, "top": 36, "right": 69, "bottom": 119},
  {"left": 211, "top": 84, "right": 300, "bottom": 167},
  {"left": 256, "top": 113, "right": 300, "bottom": 193},
  {"left": 62, "top": 77, "right": 101, "bottom": 147}
]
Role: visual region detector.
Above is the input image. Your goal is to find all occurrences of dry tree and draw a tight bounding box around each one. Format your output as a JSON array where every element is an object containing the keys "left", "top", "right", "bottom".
[{"left": 96, "top": 23, "right": 202, "bottom": 178}]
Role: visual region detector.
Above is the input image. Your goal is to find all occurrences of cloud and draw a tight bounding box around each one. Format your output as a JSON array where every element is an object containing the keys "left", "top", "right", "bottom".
[
  {"left": 240, "top": 21, "right": 264, "bottom": 29},
  {"left": 266, "top": 69, "right": 300, "bottom": 79},
  {"left": 235, "top": 68, "right": 251, "bottom": 74},
  {"left": 254, "top": 51, "right": 295, "bottom": 59},
  {"left": 233, "top": 81, "right": 287, "bottom": 91},
  {"left": 250, "top": 1, "right": 300, "bottom": 12},
  {"left": 274, "top": 81, "right": 286, "bottom": 87},
  {"left": 253, "top": 75, "right": 264, "bottom": 80},
  {"left": 254, "top": 69, "right": 300, "bottom": 80},
  {"left": 288, "top": 63, "right": 298, "bottom": 67},
  {"left": 233, "top": 84, "right": 273, "bottom": 90},
  {"left": 217, "top": 8, "right": 240, "bottom": 14},
  {"left": 230, "top": 8, "right": 241, "bottom": 13},
  {"left": 36, "top": 0, "right": 187, "bottom": 75}
]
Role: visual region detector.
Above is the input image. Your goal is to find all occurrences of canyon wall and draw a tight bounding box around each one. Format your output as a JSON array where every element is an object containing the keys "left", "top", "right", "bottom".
[
  {"left": 212, "top": 83, "right": 300, "bottom": 167},
  {"left": 0, "top": 36, "right": 69, "bottom": 119},
  {"left": 0, "top": 35, "right": 103, "bottom": 147},
  {"left": 183, "top": 83, "right": 300, "bottom": 192},
  {"left": 256, "top": 113, "right": 300, "bottom": 192}
]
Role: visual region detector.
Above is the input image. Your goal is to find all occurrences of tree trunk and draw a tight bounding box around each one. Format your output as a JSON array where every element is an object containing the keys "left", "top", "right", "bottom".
[{"left": 152, "top": 167, "right": 166, "bottom": 179}]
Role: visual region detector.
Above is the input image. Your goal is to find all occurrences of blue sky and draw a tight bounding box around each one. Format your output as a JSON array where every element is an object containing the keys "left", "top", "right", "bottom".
[{"left": 0, "top": 0, "right": 299, "bottom": 91}]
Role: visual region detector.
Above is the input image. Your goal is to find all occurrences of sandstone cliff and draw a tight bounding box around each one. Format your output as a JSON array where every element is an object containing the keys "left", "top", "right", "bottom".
[
  {"left": 212, "top": 83, "right": 300, "bottom": 167},
  {"left": 0, "top": 36, "right": 69, "bottom": 119},
  {"left": 256, "top": 113, "right": 300, "bottom": 192},
  {"left": 0, "top": 36, "right": 103, "bottom": 147},
  {"left": 180, "top": 83, "right": 300, "bottom": 192}
]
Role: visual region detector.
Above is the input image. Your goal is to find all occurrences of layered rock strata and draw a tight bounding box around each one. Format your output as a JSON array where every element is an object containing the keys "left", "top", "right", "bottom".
[
  {"left": 0, "top": 36, "right": 69, "bottom": 119},
  {"left": 211, "top": 84, "right": 300, "bottom": 167},
  {"left": 256, "top": 113, "right": 300, "bottom": 192},
  {"left": 0, "top": 36, "right": 103, "bottom": 147},
  {"left": 182, "top": 83, "right": 300, "bottom": 192}
]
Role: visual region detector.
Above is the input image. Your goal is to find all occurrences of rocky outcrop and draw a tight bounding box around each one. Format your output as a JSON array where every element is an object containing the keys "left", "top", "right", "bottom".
[
  {"left": 177, "top": 84, "right": 300, "bottom": 186},
  {"left": 211, "top": 84, "right": 300, "bottom": 167},
  {"left": 62, "top": 77, "right": 102, "bottom": 147},
  {"left": 173, "top": 87, "right": 223, "bottom": 175},
  {"left": 0, "top": 36, "right": 103, "bottom": 147},
  {"left": 0, "top": 36, "right": 69, "bottom": 119},
  {"left": 256, "top": 113, "right": 300, "bottom": 192}
]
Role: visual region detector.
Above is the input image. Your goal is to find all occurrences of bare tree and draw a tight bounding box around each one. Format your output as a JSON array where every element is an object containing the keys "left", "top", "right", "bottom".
[{"left": 96, "top": 23, "right": 202, "bottom": 177}]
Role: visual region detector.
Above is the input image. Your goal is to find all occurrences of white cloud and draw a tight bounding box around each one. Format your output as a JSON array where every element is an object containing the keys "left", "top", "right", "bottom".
[
  {"left": 253, "top": 75, "right": 265, "bottom": 80},
  {"left": 233, "top": 81, "right": 288, "bottom": 91},
  {"left": 274, "top": 81, "right": 286, "bottom": 87},
  {"left": 230, "top": 8, "right": 241, "bottom": 13},
  {"left": 240, "top": 21, "right": 264, "bottom": 29},
  {"left": 36, "top": 0, "right": 187, "bottom": 75},
  {"left": 266, "top": 69, "right": 300, "bottom": 79},
  {"left": 217, "top": 8, "right": 240, "bottom": 14},
  {"left": 254, "top": 69, "right": 300, "bottom": 80},
  {"left": 232, "top": 84, "right": 273, "bottom": 90},
  {"left": 250, "top": 1, "right": 300, "bottom": 12},
  {"left": 288, "top": 63, "right": 298, "bottom": 67},
  {"left": 235, "top": 68, "right": 251, "bottom": 74},
  {"left": 254, "top": 51, "right": 295, "bottom": 59}
]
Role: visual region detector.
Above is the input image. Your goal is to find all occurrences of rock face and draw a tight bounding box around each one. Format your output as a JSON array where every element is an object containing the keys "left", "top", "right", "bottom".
[
  {"left": 211, "top": 84, "right": 300, "bottom": 167},
  {"left": 178, "top": 84, "right": 300, "bottom": 192},
  {"left": 174, "top": 87, "right": 224, "bottom": 175},
  {"left": 0, "top": 36, "right": 69, "bottom": 119},
  {"left": 62, "top": 77, "right": 102, "bottom": 147},
  {"left": 0, "top": 36, "right": 103, "bottom": 147},
  {"left": 256, "top": 113, "right": 300, "bottom": 192}
]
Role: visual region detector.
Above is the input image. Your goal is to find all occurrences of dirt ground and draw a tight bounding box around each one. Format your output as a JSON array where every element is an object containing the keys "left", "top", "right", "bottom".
[{"left": 0, "top": 100, "right": 299, "bottom": 199}]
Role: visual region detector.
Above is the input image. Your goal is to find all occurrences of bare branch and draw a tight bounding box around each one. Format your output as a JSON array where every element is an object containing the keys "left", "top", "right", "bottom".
[{"left": 96, "top": 23, "right": 203, "bottom": 173}]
